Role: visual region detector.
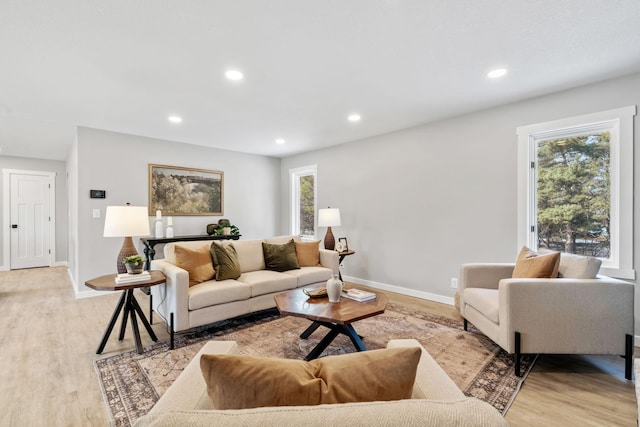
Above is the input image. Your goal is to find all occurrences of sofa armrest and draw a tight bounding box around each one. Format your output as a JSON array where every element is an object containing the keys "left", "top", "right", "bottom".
[
  {"left": 319, "top": 249, "right": 339, "bottom": 276},
  {"left": 386, "top": 339, "right": 465, "bottom": 400},
  {"left": 498, "top": 276, "right": 634, "bottom": 354},
  {"left": 150, "top": 259, "right": 191, "bottom": 333},
  {"left": 149, "top": 341, "right": 240, "bottom": 414},
  {"left": 459, "top": 263, "right": 515, "bottom": 291}
]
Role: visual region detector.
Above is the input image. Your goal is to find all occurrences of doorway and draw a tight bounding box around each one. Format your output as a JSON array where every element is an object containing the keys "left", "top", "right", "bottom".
[{"left": 3, "top": 169, "right": 56, "bottom": 269}]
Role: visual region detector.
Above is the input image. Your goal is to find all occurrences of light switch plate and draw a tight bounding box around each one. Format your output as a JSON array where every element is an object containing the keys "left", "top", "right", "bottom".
[{"left": 93, "top": 209, "right": 100, "bottom": 219}]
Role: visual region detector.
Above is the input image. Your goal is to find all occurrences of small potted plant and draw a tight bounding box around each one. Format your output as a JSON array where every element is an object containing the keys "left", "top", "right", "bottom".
[
  {"left": 213, "top": 224, "right": 240, "bottom": 236},
  {"left": 122, "top": 255, "right": 146, "bottom": 274}
]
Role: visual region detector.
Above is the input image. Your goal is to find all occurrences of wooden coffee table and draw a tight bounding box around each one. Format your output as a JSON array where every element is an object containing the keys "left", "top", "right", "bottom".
[{"left": 274, "top": 287, "right": 388, "bottom": 360}]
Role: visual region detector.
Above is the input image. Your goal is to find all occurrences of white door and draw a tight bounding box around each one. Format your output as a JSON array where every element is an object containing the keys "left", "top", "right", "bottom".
[{"left": 10, "top": 173, "right": 52, "bottom": 269}]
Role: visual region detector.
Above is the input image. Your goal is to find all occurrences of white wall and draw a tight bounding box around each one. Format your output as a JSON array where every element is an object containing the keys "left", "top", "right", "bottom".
[
  {"left": 0, "top": 155, "right": 69, "bottom": 269},
  {"left": 71, "top": 127, "right": 281, "bottom": 296},
  {"left": 281, "top": 72, "right": 640, "bottom": 309}
]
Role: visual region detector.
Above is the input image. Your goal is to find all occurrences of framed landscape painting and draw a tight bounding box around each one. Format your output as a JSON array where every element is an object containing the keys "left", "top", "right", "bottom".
[{"left": 149, "top": 164, "right": 224, "bottom": 216}]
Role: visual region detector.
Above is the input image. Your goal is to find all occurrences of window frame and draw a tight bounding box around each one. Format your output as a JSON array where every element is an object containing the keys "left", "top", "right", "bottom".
[
  {"left": 289, "top": 165, "right": 318, "bottom": 241},
  {"left": 517, "top": 106, "right": 636, "bottom": 279}
]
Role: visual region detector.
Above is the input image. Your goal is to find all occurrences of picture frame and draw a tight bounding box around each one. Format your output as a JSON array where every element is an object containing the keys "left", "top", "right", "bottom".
[
  {"left": 149, "top": 164, "right": 224, "bottom": 216},
  {"left": 338, "top": 237, "right": 349, "bottom": 252}
]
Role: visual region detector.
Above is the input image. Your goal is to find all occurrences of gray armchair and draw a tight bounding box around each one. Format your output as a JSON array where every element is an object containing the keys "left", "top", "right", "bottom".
[{"left": 458, "top": 260, "right": 634, "bottom": 380}]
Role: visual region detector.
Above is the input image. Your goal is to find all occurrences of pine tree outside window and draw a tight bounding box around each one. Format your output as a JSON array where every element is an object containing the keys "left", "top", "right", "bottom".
[{"left": 517, "top": 106, "right": 635, "bottom": 279}]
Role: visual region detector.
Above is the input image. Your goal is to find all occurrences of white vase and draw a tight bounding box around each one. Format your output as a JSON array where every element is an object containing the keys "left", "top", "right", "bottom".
[
  {"left": 155, "top": 219, "right": 164, "bottom": 238},
  {"left": 326, "top": 274, "right": 343, "bottom": 303}
]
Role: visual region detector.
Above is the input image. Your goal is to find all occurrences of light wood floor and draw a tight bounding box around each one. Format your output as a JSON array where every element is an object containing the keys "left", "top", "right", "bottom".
[{"left": 0, "top": 267, "right": 636, "bottom": 426}]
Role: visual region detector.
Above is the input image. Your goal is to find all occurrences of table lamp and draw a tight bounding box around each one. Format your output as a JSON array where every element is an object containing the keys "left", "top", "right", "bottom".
[
  {"left": 103, "top": 203, "right": 151, "bottom": 273},
  {"left": 318, "top": 207, "right": 341, "bottom": 250}
]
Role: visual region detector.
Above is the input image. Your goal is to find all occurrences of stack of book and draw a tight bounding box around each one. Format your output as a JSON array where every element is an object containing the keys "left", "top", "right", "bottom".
[
  {"left": 341, "top": 288, "right": 376, "bottom": 302},
  {"left": 115, "top": 271, "right": 151, "bottom": 284}
]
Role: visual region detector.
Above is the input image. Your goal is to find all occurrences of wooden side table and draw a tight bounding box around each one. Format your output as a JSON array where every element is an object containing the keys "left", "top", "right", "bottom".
[
  {"left": 86, "top": 270, "right": 166, "bottom": 354},
  {"left": 337, "top": 250, "right": 355, "bottom": 281}
]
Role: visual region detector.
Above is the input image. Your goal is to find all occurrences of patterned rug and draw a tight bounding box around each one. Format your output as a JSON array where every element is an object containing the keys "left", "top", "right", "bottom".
[{"left": 94, "top": 302, "right": 535, "bottom": 426}]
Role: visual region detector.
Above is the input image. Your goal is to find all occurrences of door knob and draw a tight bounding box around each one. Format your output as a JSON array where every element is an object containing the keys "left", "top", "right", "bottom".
[{"left": 11, "top": 224, "right": 18, "bottom": 228}]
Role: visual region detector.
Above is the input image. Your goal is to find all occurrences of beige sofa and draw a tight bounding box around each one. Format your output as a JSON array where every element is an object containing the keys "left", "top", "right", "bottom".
[
  {"left": 458, "top": 254, "right": 634, "bottom": 379},
  {"left": 150, "top": 236, "right": 339, "bottom": 346},
  {"left": 133, "top": 339, "right": 508, "bottom": 426}
]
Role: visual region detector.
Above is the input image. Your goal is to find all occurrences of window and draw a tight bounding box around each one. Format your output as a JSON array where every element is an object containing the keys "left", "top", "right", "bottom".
[
  {"left": 290, "top": 165, "right": 317, "bottom": 240},
  {"left": 517, "top": 106, "right": 635, "bottom": 279}
]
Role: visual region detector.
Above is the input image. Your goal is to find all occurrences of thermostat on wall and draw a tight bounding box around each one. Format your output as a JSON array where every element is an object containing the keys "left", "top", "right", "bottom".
[{"left": 90, "top": 189, "right": 106, "bottom": 199}]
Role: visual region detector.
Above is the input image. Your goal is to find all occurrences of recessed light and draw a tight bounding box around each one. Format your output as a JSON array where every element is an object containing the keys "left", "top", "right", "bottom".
[
  {"left": 225, "top": 70, "right": 244, "bottom": 81},
  {"left": 487, "top": 68, "right": 508, "bottom": 79},
  {"left": 275, "top": 138, "right": 286, "bottom": 145},
  {"left": 348, "top": 114, "right": 361, "bottom": 122},
  {"left": 168, "top": 116, "right": 182, "bottom": 123}
]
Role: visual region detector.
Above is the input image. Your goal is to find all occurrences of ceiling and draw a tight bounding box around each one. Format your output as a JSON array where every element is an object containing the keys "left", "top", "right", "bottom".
[{"left": 1, "top": 1, "right": 640, "bottom": 161}]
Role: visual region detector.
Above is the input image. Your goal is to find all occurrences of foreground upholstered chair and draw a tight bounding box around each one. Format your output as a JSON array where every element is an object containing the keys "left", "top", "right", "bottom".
[
  {"left": 133, "top": 340, "right": 508, "bottom": 426},
  {"left": 458, "top": 249, "right": 634, "bottom": 380}
]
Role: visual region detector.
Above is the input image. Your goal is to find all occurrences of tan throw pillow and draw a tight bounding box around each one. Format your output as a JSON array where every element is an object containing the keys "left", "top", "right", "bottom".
[
  {"left": 512, "top": 246, "right": 560, "bottom": 278},
  {"left": 262, "top": 239, "right": 300, "bottom": 272},
  {"left": 200, "top": 347, "right": 421, "bottom": 409},
  {"left": 295, "top": 240, "right": 322, "bottom": 267},
  {"left": 173, "top": 244, "right": 215, "bottom": 287},
  {"left": 210, "top": 241, "right": 241, "bottom": 281}
]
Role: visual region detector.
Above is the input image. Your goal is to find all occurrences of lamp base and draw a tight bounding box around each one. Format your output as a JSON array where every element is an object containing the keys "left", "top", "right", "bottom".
[
  {"left": 117, "top": 236, "right": 140, "bottom": 274},
  {"left": 324, "top": 226, "right": 336, "bottom": 251}
]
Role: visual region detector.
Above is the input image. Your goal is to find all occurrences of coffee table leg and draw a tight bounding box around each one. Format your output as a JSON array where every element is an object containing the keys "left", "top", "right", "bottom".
[
  {"left": 96, "top": 291, "right": 127, "bottom": 354},
  {"left": 341, "top": 324, "right": 366, "bottom": 351},
  {"left": 300, "top": 321, "right": 322, "bottom": 339},
  {"left": 305, "top": 327, "right": 341, "bottom": 361}
]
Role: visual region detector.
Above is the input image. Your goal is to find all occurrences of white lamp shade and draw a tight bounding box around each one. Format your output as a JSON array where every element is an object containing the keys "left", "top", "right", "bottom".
[
  {"left": 103, "top": 205, "right": 151, "bottom": 237},
  {"left": 318, "top": 208, "right": 341, "bottom": 227}
]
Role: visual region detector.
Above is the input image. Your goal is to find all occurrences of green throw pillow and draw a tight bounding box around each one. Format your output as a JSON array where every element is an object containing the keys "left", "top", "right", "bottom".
[
  {"left": 262, "top": 239, "right": 300, "bottom": 272},
  {"left": 210, "top": 242, "right": 241, "bottom": 281}
]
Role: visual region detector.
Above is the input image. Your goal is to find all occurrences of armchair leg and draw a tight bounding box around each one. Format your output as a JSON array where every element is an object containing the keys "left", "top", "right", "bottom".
[
  {"left": 463, "top": 318, "right": 468, "bottom": 331},
  {"left": 514, "top": 331, "right": 522, "bottom": 377},
  {"left": 625, "top": 333, "right": 632, "bottom": 380},
  {"left": 170, "top": 312, "right": 175, "bottom": 350}
]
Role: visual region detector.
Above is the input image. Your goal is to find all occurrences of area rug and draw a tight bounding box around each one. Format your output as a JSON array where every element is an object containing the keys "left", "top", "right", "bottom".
[{"left": 94, "top": 302, "right": 536, "bottom": 427}]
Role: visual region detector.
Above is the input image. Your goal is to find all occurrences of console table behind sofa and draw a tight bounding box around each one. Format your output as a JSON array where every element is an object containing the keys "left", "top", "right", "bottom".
[{"left": 141, "top": 235, "right": 240, "bottom": 269}]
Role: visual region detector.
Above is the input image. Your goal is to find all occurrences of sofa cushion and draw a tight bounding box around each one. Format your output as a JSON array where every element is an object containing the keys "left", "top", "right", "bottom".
[
  {"left": 264, "top": 235, "right": 302, "bottom": 245},
  {"left": 164, "top": 241, "right": 210, "bottom": 264},
  {"left": 462, "top": 288, "right": 499, "bottom": 324},
  {"left": 210, "top": 242, "right": 241, "bottom": 281},
  {"left": 232, "top": 240, "right": 266, "bottom": 273},
  {"left": 512, "top": 246, "right": 560, "bottom": 279},
  {"left": 262, "top": 240, "right": 300, "bottom": 272},
  {"left": 173, "top": 244, "right": 215, "bottom": 287},
  {"left": 238, "top": 270, "right": 298, "bottom": 297},
  {"left": 283, "top": 266, "right": 332, "bottom": 287},
  {"left": 294, "top": 240, "right": 322, "bottom": 267},
  {"left": 200, "top": 347, "right": 421, "bottom": 409},
  {"left": 188, "top": 280, "right": 251, "bottom": 310},
  {"left": 538, "top": 249, "right": 602, "bottom": 279},
  {"left": 558, "top": 252, "right": 602, "bottom": 278}
]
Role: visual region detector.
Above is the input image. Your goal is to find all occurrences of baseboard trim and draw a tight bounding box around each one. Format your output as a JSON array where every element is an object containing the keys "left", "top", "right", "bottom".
[
  {"left": 53, "top": 261, "right": 68, "bottom": 267},
  {"left": 342, "top": 275, "right": 455, "bottom": 306},
  {"left": 75, "top": 289, "right": 113, "bottom": 299}
]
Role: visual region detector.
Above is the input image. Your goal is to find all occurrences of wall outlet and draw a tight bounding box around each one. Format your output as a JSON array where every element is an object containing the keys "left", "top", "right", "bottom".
[{"left": 451, "top": 278, "right": 458, "bottom": 289}]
